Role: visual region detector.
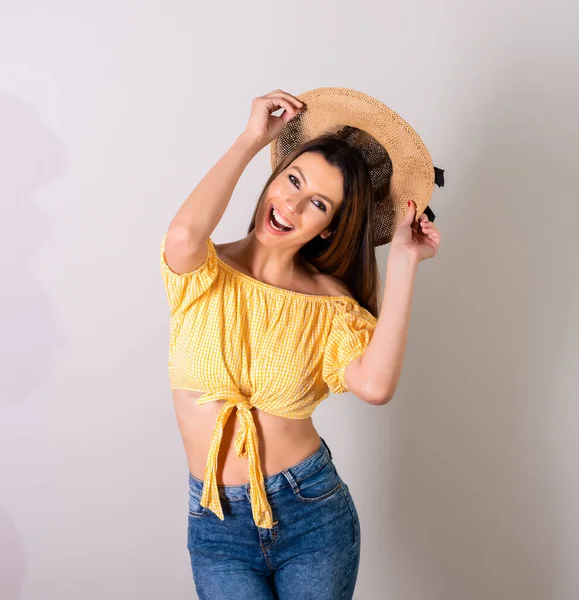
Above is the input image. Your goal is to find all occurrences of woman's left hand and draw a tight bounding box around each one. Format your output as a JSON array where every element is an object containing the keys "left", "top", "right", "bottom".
[{"left": 389, "top": 200, "right": 441, "bottom": 263}]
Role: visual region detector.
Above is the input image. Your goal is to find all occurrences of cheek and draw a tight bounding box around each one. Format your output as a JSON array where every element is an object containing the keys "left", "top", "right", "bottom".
[
  {"left": 303, "top": 214, "right": 330, "bottom": 234},
  {"left": 266, "top": 181, "right": 284, "bottom": 197}
]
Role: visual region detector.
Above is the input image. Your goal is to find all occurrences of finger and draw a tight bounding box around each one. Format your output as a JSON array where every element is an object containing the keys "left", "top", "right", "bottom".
[
  {"left": 403, "top": 200, "right": 416, "bottom": 225},
  {"left": 263, "top": 97, "right": 299, "bottom": 116},
  {"left": 282, "top": 107, "right": 301, "bottom": 124},
  {"left": 270, "top": 96, "right": 306, "bottom": 116},
  {"left": 424, "top": 229, "right": 440, "bottom": 242},
  {"left": 272, "top": 90, "right": 305, "bottom": 109},
  {"left": 411, "top": 221, "right": 419, "bottom": 233},
  {"left": 264, "top": 90, "right": 305, "bottom": 109}
]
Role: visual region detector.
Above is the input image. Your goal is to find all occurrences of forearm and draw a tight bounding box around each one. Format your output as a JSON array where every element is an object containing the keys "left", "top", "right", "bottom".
[
  {"left": 169, "top": 132, "right": 263, "bottom": 240},
  {"left": 362, "top": 251, "right": 419, "bottom": 403}
]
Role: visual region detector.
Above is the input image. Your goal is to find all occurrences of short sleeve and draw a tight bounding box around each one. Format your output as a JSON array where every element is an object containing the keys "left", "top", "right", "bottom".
[
  {"left": 160, "top": 233, "right": 219, "bottom": 315},
  {"left": 322, "top": 301, "right": 378, "bottom": 394}
]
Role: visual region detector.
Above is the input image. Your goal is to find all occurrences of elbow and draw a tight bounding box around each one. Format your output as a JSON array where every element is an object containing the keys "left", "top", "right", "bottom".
[
  {"left": 370, "top": 393, "right": 393, "bottom": 406},
  {"left": 166, "top": 223, "right": 207, "bottom": 254},
  {"left": 367, "top": 386, "right": 394, "bottom": 406},
  {"left": 167, "top": 222, "right": 195, "bottom": 242}
]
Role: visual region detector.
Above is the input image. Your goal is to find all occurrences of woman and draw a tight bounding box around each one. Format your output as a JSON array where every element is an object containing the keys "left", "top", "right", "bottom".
[{"left": 160, "top": 89, "right": 441, "bottom": 599}]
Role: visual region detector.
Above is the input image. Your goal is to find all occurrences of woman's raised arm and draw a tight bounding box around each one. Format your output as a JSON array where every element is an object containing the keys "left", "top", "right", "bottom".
[{"left": 164, "top": 90, "right": 305, "bottom": 275}]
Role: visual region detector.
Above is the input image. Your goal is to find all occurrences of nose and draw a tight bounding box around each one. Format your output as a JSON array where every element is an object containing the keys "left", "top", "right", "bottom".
[{"left": 283, "top": 196, "right": 305, "bottom": 217}]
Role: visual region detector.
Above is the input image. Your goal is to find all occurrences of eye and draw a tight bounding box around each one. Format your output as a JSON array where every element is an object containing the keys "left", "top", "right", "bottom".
[
  {"left": 288, "top": 173, "right": 300, "bottom": 188},
  {"left": 288, "top": 174, "right": 327, "bottom": 212}
]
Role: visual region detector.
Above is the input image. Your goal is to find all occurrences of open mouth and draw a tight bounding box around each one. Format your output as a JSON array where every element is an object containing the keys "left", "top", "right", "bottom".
[{"left": 268, "top": 204, "right": 295, "bottom": 232}]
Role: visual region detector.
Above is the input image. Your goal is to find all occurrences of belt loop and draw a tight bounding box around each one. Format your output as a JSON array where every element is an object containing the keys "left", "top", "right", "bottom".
[
  {"left": 320, "top": 437, "right": 333, "bottom": 460},
  {"left": 281, "top": 467, "right": 300, "bottom": 492}
]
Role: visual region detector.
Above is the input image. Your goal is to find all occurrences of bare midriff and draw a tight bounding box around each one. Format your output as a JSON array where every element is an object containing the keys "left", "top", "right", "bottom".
[{"left": 173, "top": 389, "right": 322, "bottom": 485}]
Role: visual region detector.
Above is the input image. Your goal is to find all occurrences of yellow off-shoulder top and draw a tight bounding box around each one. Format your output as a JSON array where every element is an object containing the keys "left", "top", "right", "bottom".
[{"left": 160, "top": 234, "right": 377, "bottom": 529}]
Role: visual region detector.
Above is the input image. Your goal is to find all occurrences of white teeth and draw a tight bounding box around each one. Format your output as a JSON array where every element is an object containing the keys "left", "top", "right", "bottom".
[{"left": 272, "top": 206, "right": 294, "bottom": 229}]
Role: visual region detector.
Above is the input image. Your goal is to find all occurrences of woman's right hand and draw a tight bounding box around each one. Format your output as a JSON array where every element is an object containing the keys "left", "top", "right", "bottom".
[{"left": 241, "top": 90, "right": 305, "bottom": 150}]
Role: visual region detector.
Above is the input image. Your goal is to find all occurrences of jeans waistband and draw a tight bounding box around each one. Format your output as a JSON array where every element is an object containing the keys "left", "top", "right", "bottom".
[{"left": 188, "top": 437, "right": 334, "bottom": 500}]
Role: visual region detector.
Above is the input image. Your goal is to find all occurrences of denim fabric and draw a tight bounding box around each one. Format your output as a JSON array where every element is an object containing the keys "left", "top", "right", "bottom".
[{"left": 187, "top": 437, "right": 361, "bottom": 599}]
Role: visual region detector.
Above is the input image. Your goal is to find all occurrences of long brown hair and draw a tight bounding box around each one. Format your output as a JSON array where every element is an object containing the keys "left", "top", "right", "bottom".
[{"left": 247, "top": 135, "right": 385, "bottom": 318}]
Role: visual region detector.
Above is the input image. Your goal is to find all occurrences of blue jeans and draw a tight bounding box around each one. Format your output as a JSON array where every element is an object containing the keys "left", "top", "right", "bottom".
[{"left": 187, "top": 437, "right": 361, "bottom": 599}]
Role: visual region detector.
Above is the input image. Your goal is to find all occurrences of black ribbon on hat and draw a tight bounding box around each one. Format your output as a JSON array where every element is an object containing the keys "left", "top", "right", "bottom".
[{"left": 422, "top": 167, "right": 445, "bottom": 222}]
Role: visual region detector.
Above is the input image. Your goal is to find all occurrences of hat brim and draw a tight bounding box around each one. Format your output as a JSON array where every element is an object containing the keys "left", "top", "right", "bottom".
[{"left": 270, "top": 87, "right": 435, "bottom": 235}]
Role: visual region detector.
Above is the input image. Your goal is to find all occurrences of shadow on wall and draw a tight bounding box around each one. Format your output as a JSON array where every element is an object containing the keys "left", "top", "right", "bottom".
[
  {"left": 0, "top": 92, "right": 69, "bottom": 599},
  {"left": 0, "top": 508, "right": 26, "bottom": 600},
  {"left": 0, "top": 92, "right": 68, "bottom": 405}
]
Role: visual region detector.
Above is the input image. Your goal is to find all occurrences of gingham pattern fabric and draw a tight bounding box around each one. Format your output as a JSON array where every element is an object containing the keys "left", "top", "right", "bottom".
[{"left": 160, "top": 233, "right": 377, "bottom": 529}]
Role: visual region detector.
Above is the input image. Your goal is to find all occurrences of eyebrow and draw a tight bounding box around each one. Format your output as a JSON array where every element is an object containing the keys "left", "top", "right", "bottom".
[{"left": 293, "top": 166, "right": 335, "bottom": 208}]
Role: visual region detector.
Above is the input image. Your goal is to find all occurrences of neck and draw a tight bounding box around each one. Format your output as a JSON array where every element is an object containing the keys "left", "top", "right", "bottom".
[{"left": 238, "top": 230, "right": 307, "bottom": 285}]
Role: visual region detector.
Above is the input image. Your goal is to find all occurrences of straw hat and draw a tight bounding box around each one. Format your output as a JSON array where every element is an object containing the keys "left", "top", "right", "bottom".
[{"left": 270, "top": 87, "right": 445, "bottom": 247}]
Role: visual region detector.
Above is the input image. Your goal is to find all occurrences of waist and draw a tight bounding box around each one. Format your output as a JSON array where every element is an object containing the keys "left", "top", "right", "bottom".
[
  {"left": 173, "top": 390, "right": 319, "bottom": 483},
  {"left": 188, "top": 436, "right": 335, "bottom": 499}
]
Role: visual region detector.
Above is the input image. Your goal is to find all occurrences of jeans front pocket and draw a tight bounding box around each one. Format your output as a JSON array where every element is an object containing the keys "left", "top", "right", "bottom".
[
  {"left": 188, "top": 486, "right": 208, "bottom": 518},
  {"left": 293, "top": 460, "right": 343, "bottom": 503}
]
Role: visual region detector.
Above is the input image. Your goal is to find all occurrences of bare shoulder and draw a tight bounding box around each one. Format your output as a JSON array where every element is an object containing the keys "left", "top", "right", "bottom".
[
  {"left": 301, "top": 257, "right": 354, "bottom": 299},
  {"left": 316, "top": 272, "right": 355, "bottom": 299}
]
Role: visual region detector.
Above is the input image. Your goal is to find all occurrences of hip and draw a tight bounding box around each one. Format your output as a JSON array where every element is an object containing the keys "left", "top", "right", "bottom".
[
  {"left": 186, "top": 437, "right": 361, "bottom": 597},
  {"left": 188, "top": 436, "right": 361, "bottom": 549}
]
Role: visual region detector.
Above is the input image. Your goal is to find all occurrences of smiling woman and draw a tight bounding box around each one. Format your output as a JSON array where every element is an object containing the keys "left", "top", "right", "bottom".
[
  {"left": 160, "top": 90, "right": 384, "bottom": 600},
  {"left": 159, "top": 87, "right": 441, "bottom": 600},
  {"left": 247, "top": 135, "right": 381, "bottom": 318}
]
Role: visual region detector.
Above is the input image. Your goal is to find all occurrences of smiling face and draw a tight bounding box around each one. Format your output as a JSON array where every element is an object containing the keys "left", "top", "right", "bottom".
[{"left": 258, "top": 151, "right": 345, "bottom": 244}]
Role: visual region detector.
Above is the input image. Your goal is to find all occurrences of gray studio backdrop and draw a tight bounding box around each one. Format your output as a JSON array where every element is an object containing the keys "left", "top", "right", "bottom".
[{"left": 1, "top": 1, "right": 578, "bottom": 599}]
